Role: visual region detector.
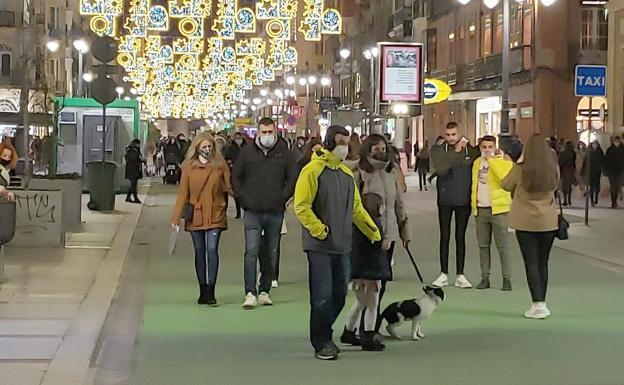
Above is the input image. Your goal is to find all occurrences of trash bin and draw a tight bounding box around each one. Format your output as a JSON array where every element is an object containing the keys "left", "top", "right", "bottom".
[
  {"left": 0, "top": 199, "right": 16, "bottom": 283},
  {"left": 87, "top": 161, "right": 117, "bottom": 211}
]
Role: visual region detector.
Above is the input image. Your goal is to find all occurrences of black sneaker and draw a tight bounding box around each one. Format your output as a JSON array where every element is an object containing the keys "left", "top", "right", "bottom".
[
  {"left": 361, "top": 331, "right": 385, "bottom": 351},
  {"left": 502, "top": 279, "right": 512, "bottom": 292},
  {"left": 314, "top": 344, "right": 338, "bottom": 361},
  {"left": 340, "top": 328, "right": 361, "bottom": 346},
  {"left": 476, "top": 278, "right": 490, "bottom": 290}
]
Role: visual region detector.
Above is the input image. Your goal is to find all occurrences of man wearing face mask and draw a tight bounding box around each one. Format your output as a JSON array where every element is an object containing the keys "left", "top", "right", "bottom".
[
  {"left": 294, "top": 125, "right": 381, "bottom": 361},
  {"left": 232, "top": 118, "right": 298, "bottom": 309},
  {"left": 225, "top": 132, "right": 247, "bottom": 218},
  {"left": 471, "top": 136, "right": 514, "bottom": 291}
]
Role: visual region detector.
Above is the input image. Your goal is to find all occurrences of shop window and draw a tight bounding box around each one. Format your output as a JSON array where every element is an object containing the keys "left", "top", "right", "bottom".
[
  {"left": 481, "top": 13, "right": 492, "bottom": 57},
  {"left": 426, "top": 28, "right": 437, "bottom": 72}
]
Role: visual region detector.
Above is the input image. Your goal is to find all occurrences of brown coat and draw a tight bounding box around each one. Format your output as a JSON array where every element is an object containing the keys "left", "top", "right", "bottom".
[
  {"left": 501, "top": 164, "right": 558, "bottom": 232},
  {"left": 172, "top": 159, "right": 234, "bottom": 231}
]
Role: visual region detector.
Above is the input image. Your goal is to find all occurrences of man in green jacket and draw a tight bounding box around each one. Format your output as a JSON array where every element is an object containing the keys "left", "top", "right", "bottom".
[{"left": 294, "top": 125, "right": 381, "bottom": 361}]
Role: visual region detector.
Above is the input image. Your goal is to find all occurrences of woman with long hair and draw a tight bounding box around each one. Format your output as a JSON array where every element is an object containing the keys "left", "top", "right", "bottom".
[
  {"left": 340, "top": 134, "right": 410, "bottom": 350},
  {"left": 502, "top": 134, "right": 559, "bottom": 319},
  {"left": 558, "top": 141, "right": 576, "bottom": 206},
  {"left": 0, "top": 143, "right": 18, "bottom": 201},
  {"left": 171, "top": 132, "right": 234, "bottom": 306}
]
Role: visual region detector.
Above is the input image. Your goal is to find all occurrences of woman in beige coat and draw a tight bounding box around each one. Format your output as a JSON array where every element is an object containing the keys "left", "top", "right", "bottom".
[
  {"left": 502, "top": 134, "right": 559, "bottom": 320},
  {"left": 171, "top": 133, "right": 234, "bottom": 306}
]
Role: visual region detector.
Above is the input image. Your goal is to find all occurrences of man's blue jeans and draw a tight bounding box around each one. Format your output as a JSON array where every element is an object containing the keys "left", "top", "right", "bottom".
[
  {"left": 243, "top": 210, "right": 284, "bottom": 295},
  {"left": 307, "top": 251, "right": 350, "bottom": 352}
]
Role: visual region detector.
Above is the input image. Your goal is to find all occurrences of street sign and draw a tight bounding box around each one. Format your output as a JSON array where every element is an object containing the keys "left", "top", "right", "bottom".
[
  {"left": 424, "top": 78, "right": 452, "bottom": 105},
  {"left": 91, "top": 77, "right": 118, "bottom": 105},
  {"left": 575, "top": 65, "right": 607, "bottom": 97},
  {"left": 319, "top": 96, "right": 340, "bottom": 111},
  {"left": 92, "top": 36, "right": 117, "bottom": 64}
]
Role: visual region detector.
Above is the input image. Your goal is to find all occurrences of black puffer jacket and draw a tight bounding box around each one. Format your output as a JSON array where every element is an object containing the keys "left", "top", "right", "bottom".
[
  {"left": 124, "top": 145, "right": 143, "bottom": 180},
  {"left": 232, "top": 137, "right": 298, "bottom": 212},
  {"left": 350, "top": 215, "right": 391, "bottom": 281},
  {"left": 430, "top": 142, "right": 479, "bottom": 206}
]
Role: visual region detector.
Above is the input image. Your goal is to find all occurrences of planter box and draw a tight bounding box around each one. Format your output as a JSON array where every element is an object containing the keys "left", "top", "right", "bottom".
[
  {"left": 9, "top": 189, "right": 65, "bottom": 247},
  {"left": 28, "top": 177, "right": 82, "bottom": 228}
]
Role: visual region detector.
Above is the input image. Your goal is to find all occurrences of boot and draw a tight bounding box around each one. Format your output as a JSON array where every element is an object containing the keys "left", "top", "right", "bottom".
[
  {"left": 340, "top": 327, "right": 361, "bottom": 346},
  {"left": 476, "top": 278, "right": 490, "bottom": 290},
  {"left": 197, "top": 284, "right": 208, "bottom": 305},
  {"left": 133, "top": 194, "right": 142, "bottom": 204},
  {"left": 502, "top": 278, "right": 512, "bottom": 292},
  {"left": 361, "top": 331, "right": 385, "bottom": 351},
  {"left": 125, "top": 194, "right": 133, "bottom": 202},
  {"left": 206, "top": 284, "right": 217, "bottom": 306}
]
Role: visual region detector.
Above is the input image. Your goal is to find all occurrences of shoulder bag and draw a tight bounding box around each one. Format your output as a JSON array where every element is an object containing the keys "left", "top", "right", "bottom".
[{"left": 555, "top": 192, "right": 569, "bottom": 240}]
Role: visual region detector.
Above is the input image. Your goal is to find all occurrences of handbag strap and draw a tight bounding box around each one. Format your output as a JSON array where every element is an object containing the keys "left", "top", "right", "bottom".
[{"left": 189, "top": 167, "right": 212, "bottom": 204}]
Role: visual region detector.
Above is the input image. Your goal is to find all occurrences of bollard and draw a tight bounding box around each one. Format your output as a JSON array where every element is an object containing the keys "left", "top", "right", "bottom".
[{"left": 0, "top": 199, "right": 17, "bottom": 283}]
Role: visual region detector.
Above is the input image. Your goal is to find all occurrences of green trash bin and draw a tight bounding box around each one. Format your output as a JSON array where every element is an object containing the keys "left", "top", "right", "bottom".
[{"left": 87, "top": 161, "right": 117, "bottom": 211}]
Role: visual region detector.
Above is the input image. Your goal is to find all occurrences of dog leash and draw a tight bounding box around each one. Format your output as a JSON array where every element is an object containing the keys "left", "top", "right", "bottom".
[{"left": 404, "top": 246, "right": 427, "bottom": 290}]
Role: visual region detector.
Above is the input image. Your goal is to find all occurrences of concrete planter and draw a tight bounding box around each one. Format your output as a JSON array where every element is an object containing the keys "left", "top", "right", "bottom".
[
  {"left": 9, "top": 189, "right": 65, "bottom": 247},
  {"left": 28, "top": 177, "right": 82, "bottom": 228}
]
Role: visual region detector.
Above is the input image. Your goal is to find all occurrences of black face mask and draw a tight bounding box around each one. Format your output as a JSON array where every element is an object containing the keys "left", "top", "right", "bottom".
[
  {"left": 0, "top": 158, "right": 10, "bottom": 167},
  {"left": 372, "top": 152, "right": 389, "bottom": 162}
]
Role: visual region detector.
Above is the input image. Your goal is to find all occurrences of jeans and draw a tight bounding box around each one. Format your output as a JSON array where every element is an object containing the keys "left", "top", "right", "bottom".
[
  {"left": 516, "top": 230, "right": 556, "bottom": 302},
  {"left": 259, "top": 233, "right": 281, "bottom": 281},
  {"left": 438, "top": 204, "right": 471, "bottom": 275},
  {"left": 307, "top": 251, "right": 350, "bottom": 352},
  {"left": 608, "top": 174, "right": 623, "bottom": 205},
  {"left": 589, "top": 179, "right": 600, "bottom": 205},
  {"left": 418, "top": 169, "right": 427, "bottom": 190},
  {"left": 476, "top": 208, "right": 513, "bottom": 280},
  {"left": 190, "top": 229, "right": 222, "bottom": 286},
  {"left": 243, "top": 210, "right": 284, "bottom": 295},
  {"left": 234, "top": 197, "right": 242, "bottom": 217}
]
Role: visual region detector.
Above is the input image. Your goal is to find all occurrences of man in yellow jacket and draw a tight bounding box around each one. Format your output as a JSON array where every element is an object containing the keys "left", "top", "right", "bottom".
[
  {"left": 471, "top": 135, "right": 514, "bottom": 291},
  {"left": 294, "top": 125, "right": 380, "bottom": 361}
]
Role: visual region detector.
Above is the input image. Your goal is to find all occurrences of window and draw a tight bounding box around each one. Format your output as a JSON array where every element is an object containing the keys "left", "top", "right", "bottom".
[
  {"left": 493, "top": 11, "right": 503, "bottom": 54},
  {"left": 426, "top": 29, "right": 437, "bottom": 72},
  {"left": 581, "top": 8, "right": 608, "bottom": 50},
  {"left": 49, "top": 58, "right": 60, "bottom": 80},
  {"left": 0, "top": 11, "right": 16, "bottom": 27},
  {"left": 1, "top": 54, "right": 10, "bottom": 77},
  {"left": 49, "top": 7, "right": 60, "bottom": 29},
  {"left": 481, "top": 13, "right": 492, "bottom": 57}
]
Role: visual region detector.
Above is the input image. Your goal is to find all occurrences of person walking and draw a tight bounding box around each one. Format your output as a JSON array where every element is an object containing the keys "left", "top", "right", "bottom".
[
  {"left": 297, "top": 138, "right": 323, "bottom": 174},
  {"left": 0, "top": 143, "right": 17, "bottom": 201},
  {"left": 604, "top": 136, "right": 624, "bottom": 209},
  {"left": 558, "top": 141, "right": 576, "bottom": 206},
  {"left": 340, "top": 134, "right": 410, "bottom": 347},
  {"left": 430, "top": 122, "right": 479, "bottom": 288},
  {"left": 171, "top": 133, "right": 234, "bottom": 305},
  {"left": 404, "top": 139, "right": 413, "bottom": 169},
  {"left": 583, "top": 141, "right": 605, "bottom": 207},
  {"left": 232, "top": 117, "right": 298, "bottom": 309},
  {"left": 224, "top": 131, "right": 247, "bottom": 219},
  {"left": 415, "top": 141, "right": 430, "bottom": 191},
  {"left": 124, "top": 139, "right": 143, "bottom": 204},
  {"left": 471, "top": 136, "right": 514, "bottom": 291},
  {"left": 502, "top": 134, "right": 559, "bottom": 319},
  {"left": 575, "top": 141, "right": 587, "bottom": 195},
  {"left": 347, "top": 133, "right": 362, "bottom": 161},
  {"left": 294, "top": 125, "right": 381, "bottom": 361}
]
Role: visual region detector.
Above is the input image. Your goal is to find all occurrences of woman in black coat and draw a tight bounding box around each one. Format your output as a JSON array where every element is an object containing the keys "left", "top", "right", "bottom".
[
  {"left": 583, "top": 141, "right": 604, "bottom": 206},
  {"left": 125, "top": 139, "right": 143, "bottom": 203},
  {"left": 558, "top": 141, "right": 576, "bottom": 206}
]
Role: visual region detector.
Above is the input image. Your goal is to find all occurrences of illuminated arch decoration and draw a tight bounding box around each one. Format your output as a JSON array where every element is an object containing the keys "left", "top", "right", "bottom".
[{"left": 79, "top": 0, "right": 342, "bottom": 118}]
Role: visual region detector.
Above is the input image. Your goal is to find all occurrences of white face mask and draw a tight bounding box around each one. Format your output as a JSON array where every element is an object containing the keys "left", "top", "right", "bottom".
[
  {"left": 259, "top": 135, "right": 276, "bottom": 148},
  {"left": 332, "top": 145, "right": 349, "bottom": 161}
]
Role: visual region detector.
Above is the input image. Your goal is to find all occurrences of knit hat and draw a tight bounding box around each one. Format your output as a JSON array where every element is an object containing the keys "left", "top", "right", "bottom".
[{"left": 323, "top": 125, "right": 350, "bottom": 151}]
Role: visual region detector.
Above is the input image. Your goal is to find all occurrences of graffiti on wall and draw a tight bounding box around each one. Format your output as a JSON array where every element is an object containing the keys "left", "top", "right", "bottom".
[{"left": 14, "top": 191, "right": 57, "bottom": 231}]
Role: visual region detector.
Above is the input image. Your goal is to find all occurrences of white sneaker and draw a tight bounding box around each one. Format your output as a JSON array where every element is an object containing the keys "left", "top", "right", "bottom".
[
  {"left": 271, "top": 280, "right": 279, "bottom": 288},
  {"left": 432, "top": 273, "right": 449, "bottom": 287},
  {"left": 258, "top": 292, "right": 273, "bottom": 306},
  {"left": 242, "top": 292, "right": 257, "bottom": 309},
  {"left": 524, "top": 302, "right": 549, "bottom": 319},
  {"left": 454, "top": 275, "right": 473, "bottom": 289}
]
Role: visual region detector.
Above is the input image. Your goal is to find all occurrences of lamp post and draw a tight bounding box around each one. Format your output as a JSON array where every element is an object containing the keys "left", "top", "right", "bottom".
[
  {"left": 456, "top": 0, "right": 557, "bottom": 140},
  {"left": 363, "top": 47, "right": 379, "bottom": 135},
  {"left": 73, "top": 39, "right": 89, "bottom": 97}
]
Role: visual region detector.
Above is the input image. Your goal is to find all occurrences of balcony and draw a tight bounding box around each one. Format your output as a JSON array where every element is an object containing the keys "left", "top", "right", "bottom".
[
  {"left": 0, "top": 11, "right": 16, "bottom": 28},
  {"left": 0, "top": 71, "right": 22, "bottom": 87}
]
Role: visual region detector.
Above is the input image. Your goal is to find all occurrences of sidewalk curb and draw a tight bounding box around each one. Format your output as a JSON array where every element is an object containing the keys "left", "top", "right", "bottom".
[{"left": 39, "top": 186, "right": 150, "bottom": 385}]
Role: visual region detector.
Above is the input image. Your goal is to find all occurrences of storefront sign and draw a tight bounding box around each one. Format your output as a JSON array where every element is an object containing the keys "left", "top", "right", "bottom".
[
  {"left": 378, "top": 43, "right": 424, "bottom": 105},
  {"left": 423, "top": 78, "right": 452, "bottom": 105}
]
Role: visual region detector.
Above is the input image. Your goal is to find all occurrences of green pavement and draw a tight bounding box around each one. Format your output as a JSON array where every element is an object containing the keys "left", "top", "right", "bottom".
[{"left": 133, "top": 185, "right": 624, "bottom": 385}]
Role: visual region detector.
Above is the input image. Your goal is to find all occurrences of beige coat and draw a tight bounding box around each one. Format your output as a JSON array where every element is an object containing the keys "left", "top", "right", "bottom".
[
  {"left": 501, "top": 164, "right": 558, "bottom": 232},
  {"left": 172, "top": 159, "right": 234, "bottom": 231}
]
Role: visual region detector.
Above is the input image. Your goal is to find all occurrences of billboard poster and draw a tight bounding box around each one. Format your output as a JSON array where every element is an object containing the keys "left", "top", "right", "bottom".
[{"left": 378, "top": 43, "right": 424, "bottom": 105}]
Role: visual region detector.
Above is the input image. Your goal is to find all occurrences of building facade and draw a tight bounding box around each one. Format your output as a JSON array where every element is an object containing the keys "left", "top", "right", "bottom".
[{"left": 607, "top": 0, "right": 624, "bottom": 135}]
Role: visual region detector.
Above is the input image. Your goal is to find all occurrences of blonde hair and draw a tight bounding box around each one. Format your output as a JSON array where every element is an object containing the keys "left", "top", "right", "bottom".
[
  {"left": 184, "top": 132, "right": 224, "bottom": 164},
  {"left": 521, "top": 134, "right": 558, "bottom": 194}
]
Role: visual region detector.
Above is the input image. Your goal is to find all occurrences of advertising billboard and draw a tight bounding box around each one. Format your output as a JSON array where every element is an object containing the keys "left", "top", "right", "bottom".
[{"left": 378, "top": 43, "right": 424, "bottom": 105}]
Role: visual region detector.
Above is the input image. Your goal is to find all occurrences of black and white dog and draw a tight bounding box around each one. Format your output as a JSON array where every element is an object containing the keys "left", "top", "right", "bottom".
[{"left": 380, "top": 286, "right": 446, "bottom": 340}]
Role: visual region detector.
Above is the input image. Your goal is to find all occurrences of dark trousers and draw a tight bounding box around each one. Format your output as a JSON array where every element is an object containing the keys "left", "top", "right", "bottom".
[
  {"left": 374, "top": 242, "right": 395, "bottom": 332},
  {"left": 608, "top": 175, "right": 623, "bottom": 205},
  {"left": 589, "top": 179, "right": 600, "bottom": 205},
  {"left": 438, "top": 204, "right": 471, "bottom": 274},
  {"left": 190, "top": 229, "right": 222, "bottom": 286},
  {"left": 126, "top": 178, "right": 139, "bottom": 200},
  {"left": 418, "top": 169, "right": 427, "bottom": 190},
  {"left": 234, "top": 197, "right": 242, "bottom": 217},
  {"left": 243, "top": 210, "right": 283, "bottom": 295},
  {"left": 516, "top": 230, "right": 556, "bottom": 302},
  {"left": 259, "top": 233, "right": 281, "bottom": 281},
  {"left": 307, "top": 251, "right": 350, "bottom": 352}
]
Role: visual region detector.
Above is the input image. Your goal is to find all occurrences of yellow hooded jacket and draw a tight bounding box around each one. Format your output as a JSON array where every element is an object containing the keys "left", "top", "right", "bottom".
[{"left": 471, "top": 156, "right": 514, "bottom": 216}]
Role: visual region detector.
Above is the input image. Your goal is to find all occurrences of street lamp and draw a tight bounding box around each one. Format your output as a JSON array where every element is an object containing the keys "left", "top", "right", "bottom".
[
  {"left": 73, "top": 39, "right": 89, "bottom": 97},
  {"left": 115, "top": 86, "right": 125, "bottom": 98},
  {"left": 308, "top": 75, "right": 317, "bottom": 85},
  {"left": 46, "top": 40, "right": 60, "bottom": 52},
  {"left": 82, "top": 72, "right": 94, "bottom": 83},
  {"left": 363, "top": 46, "right": 379, "bottom": 121},
  {"left": 286, "top": 75, "right": 295, "bottom": 85},
  {"left": 456, "top": 0, "right": 557, "bottom": 139},
  {"left": 339, "top": 48, "right": 351, "bottom": 60}
]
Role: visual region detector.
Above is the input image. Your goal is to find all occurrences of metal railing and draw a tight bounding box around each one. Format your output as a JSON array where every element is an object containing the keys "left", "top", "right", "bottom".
[{"left": 0, "top": 11, "right": 16, "bottom": 28}]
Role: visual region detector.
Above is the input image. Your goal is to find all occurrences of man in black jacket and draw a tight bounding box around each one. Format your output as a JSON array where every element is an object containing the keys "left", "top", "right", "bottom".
[
  {"left": 430, "top": 122, "right": 479, "bottom": 289},
  {"left": 232, "top": 117, "right": 298, "bottom": 308},
  {"left": 605, "top": 135, "right": 624, "bottom": 208},
  {"left": 225, "top": 131, "right": 247, "bottom": 218}
]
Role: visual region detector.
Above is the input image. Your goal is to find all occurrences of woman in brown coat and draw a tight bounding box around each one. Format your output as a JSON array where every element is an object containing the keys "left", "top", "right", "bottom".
[
  {"left": 171, "top": 132, "right": 233, "bottom": 305},
  {"left": 502, "top": 134, "right": 559, "bottom": 320}
]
